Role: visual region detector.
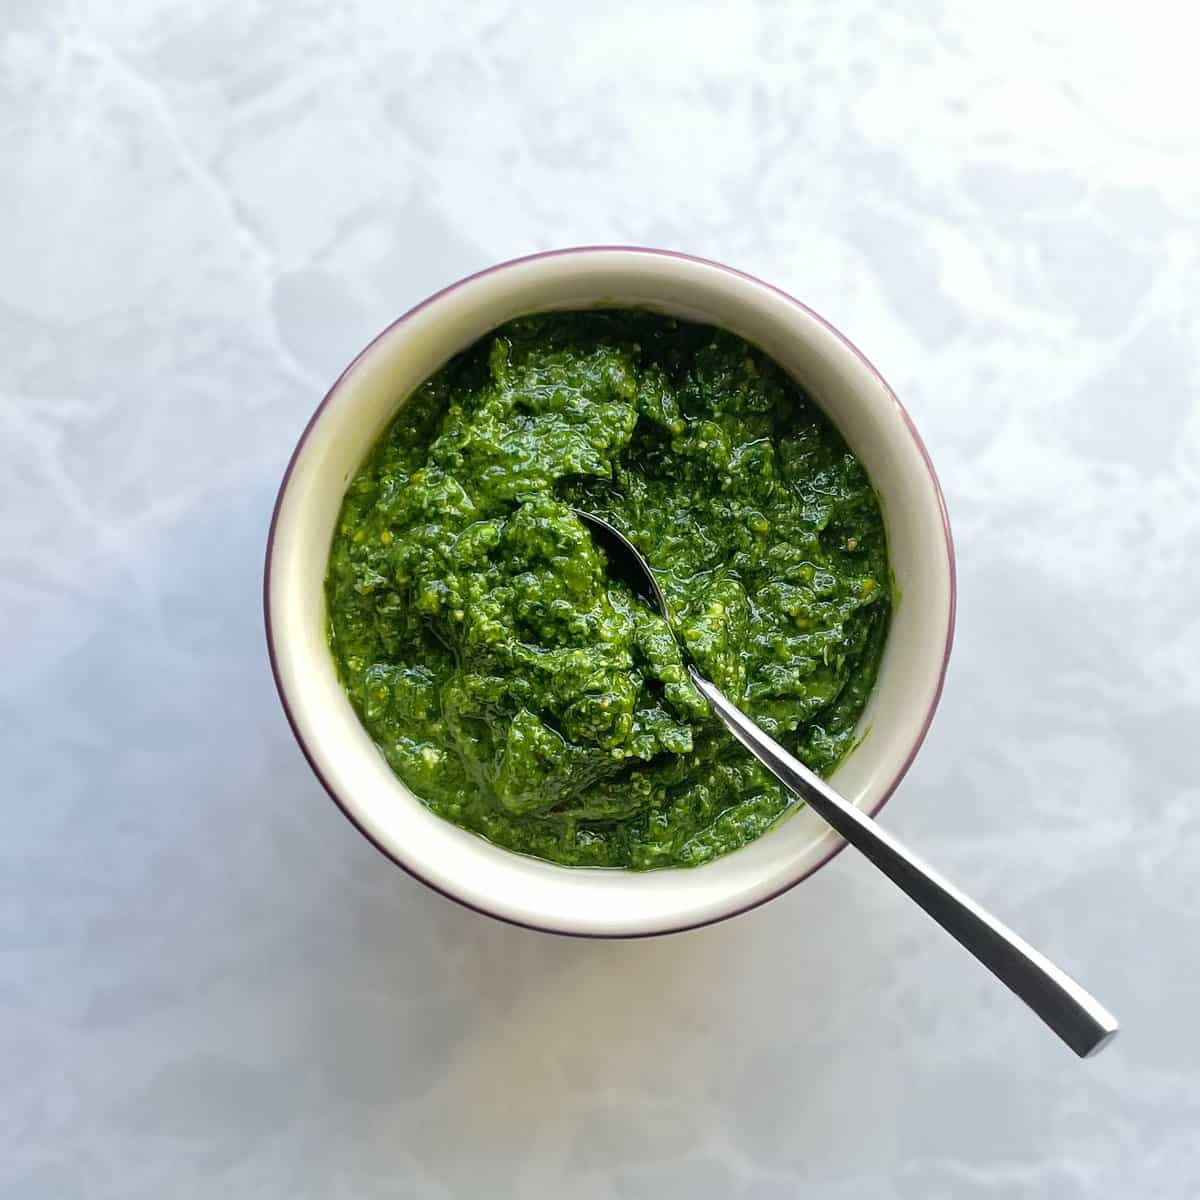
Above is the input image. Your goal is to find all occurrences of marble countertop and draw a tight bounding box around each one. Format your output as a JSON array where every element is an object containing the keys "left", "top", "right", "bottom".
[{"left": 4, "top": 3, "right": 1198, "bottom": 1196}]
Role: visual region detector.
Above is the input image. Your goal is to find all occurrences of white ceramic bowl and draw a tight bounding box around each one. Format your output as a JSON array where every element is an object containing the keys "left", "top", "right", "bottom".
[{"left": 265, "top": 247, "right": 955, "bottom": 936}]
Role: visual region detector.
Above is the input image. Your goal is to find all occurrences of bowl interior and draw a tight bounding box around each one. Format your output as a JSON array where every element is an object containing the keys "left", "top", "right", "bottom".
[{"left": 266, "top": 249, "right": 953, "bottom": 935}]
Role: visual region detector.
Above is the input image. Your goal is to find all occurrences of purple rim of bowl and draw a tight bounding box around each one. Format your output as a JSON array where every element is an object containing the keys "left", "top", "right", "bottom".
[{"left": 263, "top": 245, "right": 958, "bottom": 939}]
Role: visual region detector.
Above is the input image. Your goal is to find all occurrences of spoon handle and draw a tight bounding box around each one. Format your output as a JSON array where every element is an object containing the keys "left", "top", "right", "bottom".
[{"left": 691, "top": 671, "right": 1118, "bottom": 1058}]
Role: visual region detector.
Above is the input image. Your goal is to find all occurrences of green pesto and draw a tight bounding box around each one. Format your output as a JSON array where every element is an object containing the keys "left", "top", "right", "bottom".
[{"left": 326, "top": 312, "right": 890, "bottom": 869}]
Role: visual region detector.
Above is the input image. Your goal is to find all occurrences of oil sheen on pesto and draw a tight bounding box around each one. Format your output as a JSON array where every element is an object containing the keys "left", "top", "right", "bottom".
[{"left": 326, "top": 312, "right": 890, "bottom": 869}]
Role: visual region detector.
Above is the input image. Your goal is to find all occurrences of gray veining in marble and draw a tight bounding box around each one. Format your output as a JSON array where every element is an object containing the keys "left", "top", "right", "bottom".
[{"left": 3, "top": 2, "right": 1198, "bottom": 1196}]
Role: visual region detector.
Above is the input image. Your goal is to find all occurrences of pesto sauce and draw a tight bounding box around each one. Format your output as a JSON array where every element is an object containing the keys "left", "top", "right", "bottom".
[{"left": 326, "top": 312, "right": 890, "bottom": 869}]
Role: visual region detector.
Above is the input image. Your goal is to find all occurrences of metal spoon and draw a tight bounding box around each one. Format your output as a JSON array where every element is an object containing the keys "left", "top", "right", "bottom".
[{"left": 576, "top": 509, "right": 1118, "bottom": 1058}]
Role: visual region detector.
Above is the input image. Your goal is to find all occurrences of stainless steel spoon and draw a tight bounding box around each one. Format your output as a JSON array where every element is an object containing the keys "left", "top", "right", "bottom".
[{"left": 576, "top": 508, "right": 1118, "bottom": 1058}]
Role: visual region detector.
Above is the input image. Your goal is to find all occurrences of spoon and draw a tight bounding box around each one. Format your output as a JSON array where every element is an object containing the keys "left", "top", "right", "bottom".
[{"left": 575, "top": 509, "right": 1118, "bottom": 1058}]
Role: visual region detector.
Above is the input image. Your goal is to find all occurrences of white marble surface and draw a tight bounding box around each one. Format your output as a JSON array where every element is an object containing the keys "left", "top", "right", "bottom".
[{"left": 3, "top": 2, "right": 1198, "bottom": 1195}]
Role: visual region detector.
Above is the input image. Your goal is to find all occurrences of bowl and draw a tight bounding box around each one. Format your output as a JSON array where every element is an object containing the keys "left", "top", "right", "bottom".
[{"left": 264, "top": 247, "right": 955, "bottom": 936}]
